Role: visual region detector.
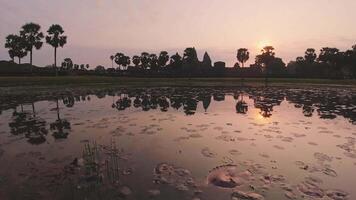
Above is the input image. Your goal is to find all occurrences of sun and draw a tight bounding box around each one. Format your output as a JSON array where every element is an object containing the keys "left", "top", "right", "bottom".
[{"left": 257, "top": 40, "right": 271, "bottom": 50}]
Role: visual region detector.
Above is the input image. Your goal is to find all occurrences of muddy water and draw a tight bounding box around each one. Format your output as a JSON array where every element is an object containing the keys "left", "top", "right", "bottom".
[{"left": 0, "top": 87, "right": 355, "bottom": 200}]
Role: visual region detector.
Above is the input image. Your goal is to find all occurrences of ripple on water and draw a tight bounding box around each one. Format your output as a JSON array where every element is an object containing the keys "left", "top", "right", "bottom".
[{"left": 201, "top": 147, "right": 217, "bottom": 158}]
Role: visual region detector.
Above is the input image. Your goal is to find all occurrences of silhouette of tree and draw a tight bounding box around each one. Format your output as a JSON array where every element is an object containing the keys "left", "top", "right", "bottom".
[
  {"left": 74, "top": 64, "right": 79, "bottom": 70},
  {"left": 110, "top": 55, "right": 114, "bottom": 68},
  {"left": 237, "top": 48, "right": 249, "bottom": 67},
  {"left": 304, "top": 48, "right": 317, "bottom": 63},
  {"left": 122, "top": 56, "right": 130, "bottom": 70},
  {"left": 5, "top": 34, "right": 27, "bottom": 64},
  {"left": 61, "top": 58, "right": 73, "bottom": 70},
  {"left": 114, "top": 53, "right": 125, "bottom": 70},
  {"left": 183, "top": 47, "right": 199, "bottom": 64},
  {"left": 132, "top": 55, "right": 141, "bottom": 68},
  {"left": 149, "top": 54, "right": 158, "bottom": 71},
  {"left": 46, "top": 24, "right": 67, "bottom": 75},
  {"left": 95, "top": 65, "right": 106, "bottom": 73},
  {"left": 170, "top": 53, "right": 183, "bottom": 70},
  {"left": 140, "top": 52, "right": 150, "bottom": 70},
  {"left": 255, "top": 46, "right": 286, "bottom": 77},
  {"left": 20, "top": 23, "right": 44, "bottom": 67},
  {"left": 318, "top": 47, "right": 340, "bottom": 65},
  {"left": 158, "top": 51, "right": 169, "bottom": 69},
  {"left": 296, "top": 57, "right": 305, "bottom": 64},
  {"left": 318, "top": 47, "right": 340, "bottom": 77},
  {"left": 233, "top": 62, "right": 240, "bottom": 68},
  {"left": 256, "top": 46, "right": 275, "bottom": 67},
  {"left": 115, "top": 53, "right": 130, "bottom": 70}
]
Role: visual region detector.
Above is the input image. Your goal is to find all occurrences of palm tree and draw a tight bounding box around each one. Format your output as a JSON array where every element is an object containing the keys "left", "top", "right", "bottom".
[
  {"left": 304, "top": 48, "right": 317, "bottom": 63},
  {"left": 20, "top": 23, "right": 44, "bottom": 66},
  {"left": 170, "top": 53, "right": 182, "bottom": 70},
  {"left": 114, "top": 53, "right": 125, "bottom": 70},
  {"left": 237, "top": 48, "right": 249, "bottom": 67},
  {"left": 256, "top": 46, "right": 276, "bottom": 84},
  {"left": 5, "top": 34, "right": 27, "bottom": 64},
  {"left": 132, "top": 55, "right": 141, "bottom": 68},
  {"left": 46, "top": 24, "right": 67, "bottom": 75},
  {"left": 158, "top": 51, "right": 169, "bottom": 68},
  {"left": 149, "top": 54, "right": 158, "bottom": 71},
  {"left": 140, "top": 52, "right": 150, "bottom": 70},
  {"left": 110, "top": 55, "right": 114, "bottom": 68}
]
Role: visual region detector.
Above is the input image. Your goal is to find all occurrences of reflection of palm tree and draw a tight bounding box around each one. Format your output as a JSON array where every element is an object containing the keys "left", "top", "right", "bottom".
[
  {"left": 9, "top": 104, "right": 48, "bottom": 145},
  {"left": 183, "top": 98, "right": 198, "bottom": 115},
  {"left": 302, "top": 105, "right": 314, "bottom": 117},
  {"left": 133, "top": 96, "right": 142, "bottom": 108},
  {"left": 63, "top": 96, "right": 75, "bottom": 107},
  {"left": 158, "top": 97, "right": 169, "bottom": 112},
  {"left": 235, "top": 93, "right": 248, "bottom": 114},
  {"left": 141, "top": 95, "right": 151, "bottom": 111},
  {"left": 115, "top": 96, "right": 131, "bottom": 111},
  {"left": 150, "top": 96, "right": 158, "bottom": 109},
  {"left": 50, "top": 99, "right": 71, "bottom": 139},
  {"left": 170, "top": 95, "right": 183, "bottom": 110}
]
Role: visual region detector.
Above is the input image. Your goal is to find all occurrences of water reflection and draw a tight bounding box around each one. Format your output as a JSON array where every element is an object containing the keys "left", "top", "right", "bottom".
[
  {"left": 9, "top": 103, "right": 48, "bottom": 144},
  {"left": 1, "top": 87, "right": 355, "bottom": 124},
  {"left": 50, "top": 99, "right": 71, "bottom": 139},
  {"left": 0, "top": 86, "right": 355, "bottom": 200}
]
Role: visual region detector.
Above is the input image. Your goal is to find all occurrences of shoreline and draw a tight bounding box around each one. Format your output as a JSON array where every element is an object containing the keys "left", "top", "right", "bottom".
[{"left": 0, "top": 76, "right": 355, "bottom": 88}]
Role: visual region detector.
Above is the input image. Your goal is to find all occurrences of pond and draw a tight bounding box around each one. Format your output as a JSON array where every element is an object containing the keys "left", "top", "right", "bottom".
[{"left": 0, "top": 86, "right": 355, "bottom": 200}]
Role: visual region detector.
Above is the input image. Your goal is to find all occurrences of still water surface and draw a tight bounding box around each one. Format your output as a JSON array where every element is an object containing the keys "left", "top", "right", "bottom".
[{"left": 0, "top": 87, "right": 355, "bottom": 200}]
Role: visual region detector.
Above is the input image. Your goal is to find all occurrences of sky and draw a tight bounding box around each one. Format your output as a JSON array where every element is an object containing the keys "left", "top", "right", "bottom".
[{"left": 0, "top": 0, "right": 355, "bottom": 68}]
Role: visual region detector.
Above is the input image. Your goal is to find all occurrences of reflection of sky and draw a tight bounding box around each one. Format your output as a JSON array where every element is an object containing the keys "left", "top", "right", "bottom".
[{"left": 1, "top": 0, "right": 356, "bottom": 67}]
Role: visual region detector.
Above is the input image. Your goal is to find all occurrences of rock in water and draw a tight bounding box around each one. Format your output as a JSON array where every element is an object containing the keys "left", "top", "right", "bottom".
[{"left": 207, "top": 165, "right": 243, "bottom": 188}]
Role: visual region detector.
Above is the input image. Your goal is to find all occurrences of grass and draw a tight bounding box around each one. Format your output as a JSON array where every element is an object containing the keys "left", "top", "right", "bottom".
[{"left": 0, "top": 76, "right": 355, "bottom": 88}]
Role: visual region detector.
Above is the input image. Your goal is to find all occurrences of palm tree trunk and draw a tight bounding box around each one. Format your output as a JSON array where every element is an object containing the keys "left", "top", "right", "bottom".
[
  {"left": 30, "top": 48, "right": 33, "bottom": 73},
  {"left": 54, "top": 47, "right": 58, "bottom": 76},
  {"left": 30, "top": 48, "right": 33, "bottom": 65}
]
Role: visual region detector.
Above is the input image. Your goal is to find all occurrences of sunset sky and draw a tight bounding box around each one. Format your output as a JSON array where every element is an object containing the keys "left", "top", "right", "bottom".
[{"left": 0, "top": 0, "right": 355, "bottom": 68}]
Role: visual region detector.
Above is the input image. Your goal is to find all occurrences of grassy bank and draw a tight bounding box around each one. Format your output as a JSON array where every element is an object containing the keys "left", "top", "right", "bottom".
[{"left": 0, "top": 76, "right": 355, "bottom": 88}]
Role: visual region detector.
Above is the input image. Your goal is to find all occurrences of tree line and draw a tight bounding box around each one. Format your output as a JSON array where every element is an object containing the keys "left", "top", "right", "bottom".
[
  {"left": 3, "top": 23, "right": 356, "bottom": 79},
  {"left": 287, "top": 47, "right": 356, "bottom": 78},
  {"left": 4, "top": 22, "right": 67, "bottom": 75}
]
